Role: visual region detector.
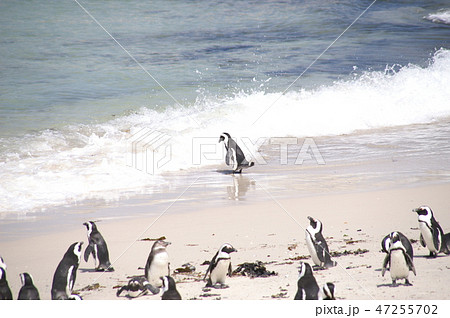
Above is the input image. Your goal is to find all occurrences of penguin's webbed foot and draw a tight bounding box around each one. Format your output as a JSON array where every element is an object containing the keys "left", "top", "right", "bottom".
[
  {"left": 144, "top": 284, "right": 160, "bottom": 295},
  {"left": 427, "top": 252, "right": 437, "bottom": 258},
  {"left": 404, "top": 279, "right": 413, "bottom": 286},
  {"left": 213, "top": 283, "right": 229, "bottom": 289},
  {"left": 391, "top": 280, "right": 398, "bottom": 287}
]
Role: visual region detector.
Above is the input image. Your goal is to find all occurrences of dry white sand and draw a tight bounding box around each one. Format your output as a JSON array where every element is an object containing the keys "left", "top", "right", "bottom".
[{"left": 1, "top": 183, "right": 450, "bottom": 300}]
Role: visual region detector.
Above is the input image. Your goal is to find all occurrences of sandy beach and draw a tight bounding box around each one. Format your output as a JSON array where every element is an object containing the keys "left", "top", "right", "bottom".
[{"left": 1, "top": 182, "right": 449, "bottom": 300}]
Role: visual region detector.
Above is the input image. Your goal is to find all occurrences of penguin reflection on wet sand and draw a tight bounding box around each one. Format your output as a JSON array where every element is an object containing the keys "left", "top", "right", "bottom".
[
  {"left": 83, "top": 221, "right": 114, "bottom": 272},
  {"left": 0, "top": 257, "right": 13, "bottom": 300},
  {"left": 145, "top": 240, "right": 171, "bottom": 288},
  {"left": 161, "top": 276, "right": 181, "bottom": 300},
  {"left": 305, "top": 216, "right": 336, "bottom": 268},
  {"left": 294, "top": 262, "right": 319, "bottom": 300},
  {"left": 204, "top": 243, "right": 237, "bottom": 289},
  {"left": 18, "top": 273, "right": 40, "bottom": 300},
  {"left": 51, "top": 242, "right": 83, "bottom": 300},
  {"left": 219, "top": 133, "right": 254, "bottom": 173},
  {"left": 382, "top": 232, "right": 416, "bottom": 287},
  {"left": 412, "top": 206, "right": 449, "bottom": 258}
]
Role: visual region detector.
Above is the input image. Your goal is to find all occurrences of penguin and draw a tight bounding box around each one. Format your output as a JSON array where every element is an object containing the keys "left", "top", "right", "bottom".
[
  {"left": 116, "top": 276, "right": 159, "bottom": 298},
  {"left": 145, "top": 240, "right": 171, "bottom": 288},
  {"left": 161, "top": 276, "right": 182, "bottom": 300},
  {"left": 294, "top": 262, "right": 320, "bottom": 300},
  {"left": 382, "top": 232, "right": 416, "bottom": 286},
  {"left": 83, "top": 221, "right": 114, "bottom": 272},
  {"left": 51, "top": 242, "right": 83, "bottom": 300},
  {"left": 18, "top": 273, "right": 40, "bottom": 300},
  {"left": 319, "top": 282, "right": 336, "bottom": 300},
  {"left": 204, "top": 243, "right": 237, "bottom": 288},
  {"left": 413, "top": 206, "right": 449, "bottom": 257},
  {"left": 219, "top": 132, "right": 254, "bottom": 173},
  {"left": 0, "top": 257, "right": 13, "bottom": 300},
  {"left": 381, "top": 231, "right": 413, "bottom": 260},
  {"left": 305, "top": 216, "right": 336, "bottom": 268}
]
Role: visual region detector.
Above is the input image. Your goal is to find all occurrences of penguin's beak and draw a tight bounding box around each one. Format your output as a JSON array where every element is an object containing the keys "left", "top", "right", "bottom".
[
  {"left": 218, "top": 137, "right": 224, "bottom": 143},
  {"left": 412, "top": 208, "right": 420, "bottom": 213},
  {"left": 163, "top": 241, "right": 172, "bottom": 247}
]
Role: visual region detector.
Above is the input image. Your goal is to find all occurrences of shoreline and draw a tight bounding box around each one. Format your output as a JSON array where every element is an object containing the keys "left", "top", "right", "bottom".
[{"left": 1, "top": 182, "right": 449, "bottom": 300}]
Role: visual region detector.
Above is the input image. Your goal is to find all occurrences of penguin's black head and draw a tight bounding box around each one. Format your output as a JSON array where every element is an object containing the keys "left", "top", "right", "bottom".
[
  {"left": 219, "top": 132, "right": 231, "bottom": 143},
  {"left": 161, "top": 275, "right": 176, "bottom": 292},
  {"left": 298, "top": 261, "right": 313, "bottom": 278},
  {"left": 322, "top": 282, "right": 335, "bottom": 300},
  {"left": 20, "top": 272, "right": 33, "bottom": 286},
  {"left": 220, "top": 243, "right": 237, "bottom": 254},
  {"left": 390, "top": 232, "right": 400, "bottom": 244},
  {"left": 83, "top": 221, "right": 97, "bottom": 232},
  {"left": 66, "top": 242, "right": 83, "bottom": 263},
  {"left": 413, "top": 206, "right": 432, "bottom": 217},
  {"left": 152, "top": 240, "right": 171, "bottom": 251},
  {"left": 307, "top": 216, "right": 322, "bottom": 232}
]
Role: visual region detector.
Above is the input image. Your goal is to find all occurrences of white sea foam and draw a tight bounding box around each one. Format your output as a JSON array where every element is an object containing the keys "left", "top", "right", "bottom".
[
  {"left": 424, "top": 9, "right": 450, "bottom": 25},
  {"left": 1, "top": 49, "right": 450, "bottom": 213}
]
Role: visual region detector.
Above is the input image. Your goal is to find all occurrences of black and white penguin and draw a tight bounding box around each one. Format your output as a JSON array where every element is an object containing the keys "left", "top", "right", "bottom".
[
  {"left": 51, "top": 242, "right": 83, "bottom": 300},
  {"left": 0, "top": 257, "right": 12, "bottom": 300},
  {"left": 413, "top": 206, "right": 449, "bottom": 257},
  {"left": 161, "top": 276, "right": 182, "bottom": 300},
  {"left": 18, "top": 273, "right": 40, "bottom": 300},
  {"left": 305, "top": 216, "right": 336, "bottom": 268},
  {"left": 83, "top": 221, "right": 114, "bottom": 272},
  {"left": 204, "top": 243, "right": 237, "bottom": 288},
  {"left": 319, "top": 282, "right": 336, "bottom": 300},
  {"left": 116, "top": 276, "right": 159, "bottom": 298},
  {"left": 382, "top": 232, "right": 416, "bottom": 286},
  {"left": 381, "top": 231, "right": 414, "bottom": 260},
  {"left": 294, "top": 262, "right": 320, "bottom": 300},
  {"left": 145, "top": 240, "right": 171, "bottom": 288},
  {"left": 219, "top": 133, "right": 254, "bottom": 173}
]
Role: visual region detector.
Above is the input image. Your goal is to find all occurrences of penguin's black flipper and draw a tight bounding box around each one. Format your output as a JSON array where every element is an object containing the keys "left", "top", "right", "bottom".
[
  {"left": 419, "top": 233, "right": 426, "bottom": 248},
  {"left": 83, "top": 243, "right": 95, "bottom": 262},
  {"left": 381, "top": 254, "right": 390, "bottom": 277},
  {"left": 116, "top": 286, "right": 128, "bottom": 297},
  {"left": 405, "top": 252, "right": 416, "bottom": 276},
  {"left": 203, "top": 251, "right": 219, "bottom": 281},
  {"left": 144, "top": 283, "right": 160, "bottom": 295},
  {"left": 227, "top": 263, "right": 233, "bottom": 277},
  {"left": 442, "top": 233, "right": 450, "bottom": 255}
]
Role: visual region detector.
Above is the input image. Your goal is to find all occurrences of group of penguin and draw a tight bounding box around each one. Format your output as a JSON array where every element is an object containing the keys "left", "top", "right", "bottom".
[
  {"left": 2, "top": 205, "right": 447, "bottom": 300},
  {"left": 1, "top": 133, "right": 449, "bottom": 300}
]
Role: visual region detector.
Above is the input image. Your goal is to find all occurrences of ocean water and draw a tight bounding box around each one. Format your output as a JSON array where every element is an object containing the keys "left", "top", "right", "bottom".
[{"left": 0, "top": 0, "right": 450, "bottom": 216}]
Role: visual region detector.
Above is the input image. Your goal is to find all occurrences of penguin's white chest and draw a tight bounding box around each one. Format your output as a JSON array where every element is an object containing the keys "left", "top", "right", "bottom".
[
  {"left": 419, "top": 222, "right": 438, "bottom": 252},
  {"left": 148, "top": 252, "right": 169, "bottom": 287},
  {"left": 305, "top": 231, "right": 321, "bottom": 266},
  {"left": 211, "top": 259, "right": 230, "bottom": 284},
  {"left": 389, "top": 250, "right": 409, "bottom": 280}
]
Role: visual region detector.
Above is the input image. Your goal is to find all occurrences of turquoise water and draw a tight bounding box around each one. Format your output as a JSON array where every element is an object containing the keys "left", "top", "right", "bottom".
[{"left": 0, "top": 0, "right": 449, "bottom": 214}]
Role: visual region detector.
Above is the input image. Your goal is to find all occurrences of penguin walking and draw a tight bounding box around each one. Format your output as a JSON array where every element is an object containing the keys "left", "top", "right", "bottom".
[
  {"left": 219, "top": 133, "right": 254, "bottom": 173},
  {"left": 381, "top": 231, "right": 413, "bottom": 259},
  {"left": 18, "top": 273, "right": 40, "bottom": 300},
  {"left": 413, "top": 206, "right": 449, "bottom": 257},
  {"left": 294, "top": 262, "right": 320, "bottom": 300},
  {"left": 161, "top": 276, "right": 182, "bottom": 300},
  {"left": 116, "top": 276, "right": 159, "bottom": 298},
  {"left": 319, "top": 282, "right": 336, "bottom": 300},
  {"left": 145, "top": 240, "right": 171, "bottom": 288},
  {"left": 0, "top": 257, "right": 13, "bottom": 300},
  {"left": 83, "top": 221, "right": 114, "bottom": 272},
  {"left": 305, "top": 216, "right": 336, "bottom": 268},
  {"left": 204, "top": 243, "right": 237, "bottom": 289},
  {"left": 382, "top": 232, "right": 416, "bottom": 286},
  {"left": 51, "top": 242, "right": 83, "bottom": 300}
]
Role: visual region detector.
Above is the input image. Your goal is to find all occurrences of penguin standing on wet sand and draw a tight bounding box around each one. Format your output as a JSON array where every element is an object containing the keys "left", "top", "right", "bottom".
[
  {"left": 382, "top": 232, "right": 416, "bottom": 286},
  {"left": 161, "top": 276, "right": 181, "bottom": 300},
  {"left": 0, "top": 257, "right": 13, "bottom": 300},
  {"left": 412, "top": 206, "right": 449, "bottom": 257},
  {"left": 51, "top": 242, "right": 83, "bottom": 300},
  {"left": 145, "top": 240, "right": 171, "bottom": 288},
  {"left": 305, "top": 216, "right": 336, "bottom": 268},
  {"left": 204, "top": 243, "right": 237, "bottom": 289},
  {"left": 294, "top": 262, "right": 320, "bottom": 300},
  {"left": 381, "top": 231, "right": 413, "bottom": 259},
  {"left": 18, "top": 273, "right": 40, "bottom": 300},
  {"left": 219, "top": 133, "right": 254, "bottom": 173},
  {"left": 83, "top": 221, "right": 114, "bottom": 272}
]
